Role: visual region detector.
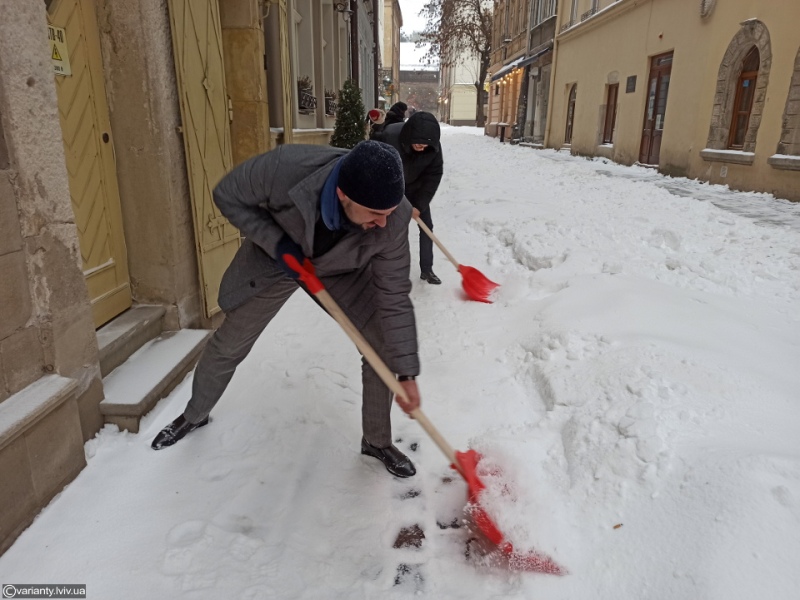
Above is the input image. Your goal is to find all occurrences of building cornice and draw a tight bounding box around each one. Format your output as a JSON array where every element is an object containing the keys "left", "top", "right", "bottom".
[{"left": 556, "top": 0, "right": 650, "bottom": 43}]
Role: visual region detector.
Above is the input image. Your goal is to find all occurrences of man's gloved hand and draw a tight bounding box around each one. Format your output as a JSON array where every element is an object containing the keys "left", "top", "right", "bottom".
[{"left": 275, "top": 234, "right": 307, "bottom": 279}]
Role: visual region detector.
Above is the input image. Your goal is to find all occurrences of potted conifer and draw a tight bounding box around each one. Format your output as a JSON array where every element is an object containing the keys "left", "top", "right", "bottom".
[{"left": 330, "top": 79, "right": 365, "bottom": 149}]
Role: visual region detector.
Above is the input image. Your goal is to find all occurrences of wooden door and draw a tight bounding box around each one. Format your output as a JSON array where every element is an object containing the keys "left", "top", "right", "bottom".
[
  {"left": 48, "top": 0, "right": 132, "bottom": 327},
  {"left": 602, "top": 83, "right": 619, "bottom": 144},
  {"left": 564, "top": 84, "right": 577, "bottom": 144},
  {"left": 639, "top": 52, "right": 673, "bottom": 165},
  {"left": 167, "top": 0, "right": 241, "bottom": 317}
]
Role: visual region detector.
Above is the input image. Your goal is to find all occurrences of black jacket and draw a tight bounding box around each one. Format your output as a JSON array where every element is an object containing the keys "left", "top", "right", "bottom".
[
  {"left": 373, "top": 112, "right": 443, "bottom": 213},
  {"left": 384, "top": 103, "right": 407, "bottom": 126}
]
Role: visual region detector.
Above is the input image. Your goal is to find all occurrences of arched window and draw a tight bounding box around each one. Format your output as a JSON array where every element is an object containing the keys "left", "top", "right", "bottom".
[
  {"left": 565, "top": 84, "right": 577, "bottom": 144},
  {"left": 728, "top": 47, "right": 759, "bottom": 149},
  {"left": 704, "top": 20, "right": 771, "bottom": 155},
  {"left": 774, "top": 47, "right": 800, "bottom": 158}
]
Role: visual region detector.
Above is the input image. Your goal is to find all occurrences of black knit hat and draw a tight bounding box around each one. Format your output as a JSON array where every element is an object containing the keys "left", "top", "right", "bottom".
[{"left": 338, "top": 141, "right": 405, "bottom": 210}]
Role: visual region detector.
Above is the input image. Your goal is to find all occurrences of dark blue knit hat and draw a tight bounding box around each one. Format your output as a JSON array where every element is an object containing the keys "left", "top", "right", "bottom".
[{"left": 338, "top": 141, "right": 405, "bottom": 210}]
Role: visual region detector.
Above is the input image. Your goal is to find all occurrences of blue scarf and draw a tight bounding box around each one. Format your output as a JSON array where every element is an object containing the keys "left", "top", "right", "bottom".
[{"left": 321, "top": 158, "right": 345, "bottom": 230}]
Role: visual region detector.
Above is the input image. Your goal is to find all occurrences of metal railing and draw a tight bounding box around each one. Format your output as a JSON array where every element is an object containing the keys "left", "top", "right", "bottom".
[{"left": 581, "top": 7, "right": 598, "bottom": 21}]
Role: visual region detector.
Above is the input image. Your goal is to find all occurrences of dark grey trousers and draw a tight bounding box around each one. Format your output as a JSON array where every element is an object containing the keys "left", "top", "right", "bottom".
[
  {"left": 183, "top": 277, "right": 395, "bottom": 447},
  {"left": 417, "top": 207, "right": 434, "bottom": 273}
]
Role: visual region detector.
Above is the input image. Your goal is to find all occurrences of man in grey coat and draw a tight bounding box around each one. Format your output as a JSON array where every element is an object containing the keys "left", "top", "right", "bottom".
[{"left": 151, "top": 141, "right": 421, "bottom": 478}]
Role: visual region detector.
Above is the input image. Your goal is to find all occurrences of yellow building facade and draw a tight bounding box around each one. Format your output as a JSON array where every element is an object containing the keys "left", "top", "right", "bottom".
[
  {"left": 382, "top": 0, "right": 402, "bottom": 106},
  {"left": 486, "top": 0, "right": 529, "bottom": 141},
  {"left": 548, "top": 0, "right": 800, "bottom": 200}
]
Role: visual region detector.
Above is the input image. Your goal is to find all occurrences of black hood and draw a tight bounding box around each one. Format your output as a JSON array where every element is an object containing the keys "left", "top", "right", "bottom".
[
  {"left": 387, "top": 102, "right": 407, "bottom": 119},
  {"left": 399, "top": 112, "right": 441, "bottom": 153}
]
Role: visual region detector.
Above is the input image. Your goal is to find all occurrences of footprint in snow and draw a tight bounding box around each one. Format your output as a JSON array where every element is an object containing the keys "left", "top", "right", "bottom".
[{"left": 394, "top": 563, "right": 425, "bottom": 591}]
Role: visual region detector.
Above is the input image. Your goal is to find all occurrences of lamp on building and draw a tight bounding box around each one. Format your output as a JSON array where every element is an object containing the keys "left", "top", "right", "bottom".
[{"left": 333, "top": 0, "right": 353, "bottom": 21}]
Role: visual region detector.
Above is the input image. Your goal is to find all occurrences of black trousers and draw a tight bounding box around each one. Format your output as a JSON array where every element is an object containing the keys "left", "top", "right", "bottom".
[{"left": 417, "top": 207, "right": 434, "bottom": 273}]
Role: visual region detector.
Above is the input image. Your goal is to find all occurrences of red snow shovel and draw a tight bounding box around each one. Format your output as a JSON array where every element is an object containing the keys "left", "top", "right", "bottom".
[
  {"left": 284, "top": 255, "right": 565, "bottom": 575},
  {"left": 413, "top": 216, "right": 499, "bottom": 303}
]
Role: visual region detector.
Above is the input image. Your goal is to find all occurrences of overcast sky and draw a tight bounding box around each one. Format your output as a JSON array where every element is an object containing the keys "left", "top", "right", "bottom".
[{"left": 399, "top": 0, "right": 428, "bottom": 34}]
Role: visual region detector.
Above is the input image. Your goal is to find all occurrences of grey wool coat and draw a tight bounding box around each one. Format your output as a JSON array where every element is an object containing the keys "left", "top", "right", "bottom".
[{"left": 212, "top": 144, "right": 420, "bottom": 377}]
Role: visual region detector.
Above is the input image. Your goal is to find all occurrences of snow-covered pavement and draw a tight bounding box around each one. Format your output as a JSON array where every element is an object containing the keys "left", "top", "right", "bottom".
[{"left": 1, "top": 128, "right": 799, "bottom": 599}]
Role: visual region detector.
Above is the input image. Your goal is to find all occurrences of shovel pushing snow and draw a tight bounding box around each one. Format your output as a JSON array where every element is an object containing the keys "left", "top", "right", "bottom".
[
  {"left": 413, "top": 216, "right": 499, "bottom": 303},
  {"left": 283, "top": 255, "right": 564, "bottom": 574}
]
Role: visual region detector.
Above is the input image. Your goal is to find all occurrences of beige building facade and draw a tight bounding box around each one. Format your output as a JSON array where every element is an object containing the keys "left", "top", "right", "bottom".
[
  {"left": 382, "top": 0, "right": 402, "bottom": 106},
  {"left": 440, "top": 49, "right": 480, "bottom": 127},
  {"left": 0, "top": 0, "right": 266, "bottom": 556},
  {"left": 486, "top": 0, "right": 529, "bottom": 140},
  {"left": 0, "top": 0, "right": 388, "bottom": 555},
  {"left": 547, "top": 0, "right": 800, "bottom": 201},
  {"left": 487, "top": 0, "right": 558, "bottom": 141},
  {"left": 439, "top": 53, "right": 480, "bottom": 127}
]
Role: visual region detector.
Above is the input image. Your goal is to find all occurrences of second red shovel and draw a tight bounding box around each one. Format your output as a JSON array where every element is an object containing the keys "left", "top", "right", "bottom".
[{"left": 413, "top": 216, "right": 499, "bottom": 303}]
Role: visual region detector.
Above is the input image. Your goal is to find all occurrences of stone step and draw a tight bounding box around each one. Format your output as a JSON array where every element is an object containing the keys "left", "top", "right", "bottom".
[
  {"left": 0, "top": 375, "right": 84, "bottom": 555},
  {"left": 96, "top": 305, "right": 166, "bottom": 378},
  {"left": 100, "top": 329, "right": 211, "bottom": 433}
]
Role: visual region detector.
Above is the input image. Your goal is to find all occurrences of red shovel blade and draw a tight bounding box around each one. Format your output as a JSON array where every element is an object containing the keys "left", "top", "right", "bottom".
[
  {"left": 454, "top": 450, "right": 567, "bottom": 575},
  {"left": 458, "top": 265, "right": 499, "bottom": 303}
]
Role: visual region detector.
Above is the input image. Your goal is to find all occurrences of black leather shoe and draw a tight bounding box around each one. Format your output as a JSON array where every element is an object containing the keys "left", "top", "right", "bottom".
[
  {"left": 420, "top": 271, "right": 442, "bottom": 285},
  {"left": 151, "top": 414, "right": 209, "bottom": 450},
  {"left": 361, "top": 438, "right": 416, "bottom": 478}
]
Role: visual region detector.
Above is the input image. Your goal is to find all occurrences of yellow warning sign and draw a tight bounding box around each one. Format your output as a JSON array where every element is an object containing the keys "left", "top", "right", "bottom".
[{"left": 48, "top": 25, "right": 71, "bottom": 76}]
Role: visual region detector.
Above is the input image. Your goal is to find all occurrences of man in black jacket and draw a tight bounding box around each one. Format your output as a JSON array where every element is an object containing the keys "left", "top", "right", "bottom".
[
  {"left": 384, "top": 102, "right": 407, "bottom": 127},
  {"left": 372, "top": 111, "right": 444, "bottom": 284}
]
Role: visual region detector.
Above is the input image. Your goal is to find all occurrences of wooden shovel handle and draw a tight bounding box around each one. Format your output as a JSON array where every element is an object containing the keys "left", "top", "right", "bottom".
[
  {"left": 413, "top": 216, "right": 460, "bottom": 270},
  {"left": 314, "top": 287, "right": 459, "bottom": 466}
]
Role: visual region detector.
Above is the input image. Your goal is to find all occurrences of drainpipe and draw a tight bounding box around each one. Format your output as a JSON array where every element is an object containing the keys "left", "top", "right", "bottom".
[
  {"left": 373, "top": 0, "right": 380, "bottom": 108},
  {"left": 543, "top": 31, "right": 560, "bottom": 148},
  {"left": 279, "top": 0, "right": 293, "bottom": 143},
  {"left": 350, "top": 0, "right": 359, "bottom": 82}
]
